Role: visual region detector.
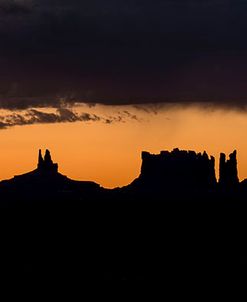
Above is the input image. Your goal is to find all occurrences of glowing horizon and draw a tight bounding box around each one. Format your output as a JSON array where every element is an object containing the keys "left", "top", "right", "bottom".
[{"left": 0, "top": 105, "right": 246, "bottom": 188}]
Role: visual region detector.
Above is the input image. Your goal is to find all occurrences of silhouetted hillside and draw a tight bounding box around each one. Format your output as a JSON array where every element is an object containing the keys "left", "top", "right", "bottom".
[
  {"left": 0, "top": 148, "right": 246, "bottom": 280},
  {"left": 1, "top": 147, "right": 246, "bottom": 205},
  {"left": 140, "top": 149, "right": 217, "bottom": 188},
  {"left": 0, "top": 149, "right": 105, "bottom": 207}
]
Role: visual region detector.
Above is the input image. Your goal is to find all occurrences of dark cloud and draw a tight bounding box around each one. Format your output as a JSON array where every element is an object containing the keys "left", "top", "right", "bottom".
[
  {"left": 0, "top": 98, "right": 65, "bottom": 110},
  {"left": 0, "top": 0, "right": 32, "bottom": 15},
  {"left": 0, "top": 108, "right": 102, "bottom": 128},
  {"left": 0, "top": 1, "right": 247, "bottom": 109},
  {"left": 0, "top": 107, "right": 140, "bottom": 128}
]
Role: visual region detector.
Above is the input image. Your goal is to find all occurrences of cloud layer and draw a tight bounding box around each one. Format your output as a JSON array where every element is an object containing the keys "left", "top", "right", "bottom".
[
  {"left": 0, "top": 107, "right": 139, "bottom": 128},
  {"left": 0, "top": 1, "right": 247, "bottom": 109}
]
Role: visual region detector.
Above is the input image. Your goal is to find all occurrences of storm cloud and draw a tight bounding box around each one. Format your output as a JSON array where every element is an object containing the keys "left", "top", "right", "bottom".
[
  {"left": 0, "top": 108, "right": 102, "bottom": 128},
  {"left": 0, "top": 1, "right": 247, "bottom": 109},
  {"left": 0, "top": 107, "right": 140, "bottom": 128}
]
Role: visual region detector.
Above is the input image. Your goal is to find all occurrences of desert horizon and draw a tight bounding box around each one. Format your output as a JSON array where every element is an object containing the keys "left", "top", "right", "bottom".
[
  {"left": 1, "top": 0, "right": 247, "bottom": 279},
  {"left": 0, "top": 104, "right": 247, "bottom": 188}
]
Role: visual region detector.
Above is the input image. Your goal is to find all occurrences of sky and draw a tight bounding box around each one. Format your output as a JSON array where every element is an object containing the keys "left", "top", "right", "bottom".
[
  {"left": 0, "top": 1, "right": 247, "bottom": 187},
  {"left": 0, "top": 104, "right": 246, "bottom": 188},
  {"left": 1, "top": 0, "right": 247, "bottom": 107}
]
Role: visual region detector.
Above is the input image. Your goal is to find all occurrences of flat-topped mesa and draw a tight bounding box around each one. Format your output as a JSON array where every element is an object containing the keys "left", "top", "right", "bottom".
[
  {"left": 219, "top": 150, "right": 239, "bottom": 186},
  {"left": 37, "top": 149, "right": 58, "bottom": 174},
  {"left": 140, "top": 148, "right": 216, "bottom": 188}
]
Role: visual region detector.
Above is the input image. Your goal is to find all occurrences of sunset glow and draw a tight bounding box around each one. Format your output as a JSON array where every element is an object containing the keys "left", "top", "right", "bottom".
[{"left": 0, "top": 104, "right": 246, "bottom": 188}]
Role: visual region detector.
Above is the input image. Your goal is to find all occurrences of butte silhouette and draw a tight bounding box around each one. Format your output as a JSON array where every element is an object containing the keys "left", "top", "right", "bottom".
[
  {"left": 0, "top": 147, "right": 245, "bottom": 209},
  {"left": 1, "top": 148, "right": 246, "bottom": 280}
]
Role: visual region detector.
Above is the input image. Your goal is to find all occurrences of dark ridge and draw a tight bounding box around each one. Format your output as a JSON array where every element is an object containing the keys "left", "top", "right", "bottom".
[
  {"left": 37, "top": 149, "right": 58, "bottom": 174},
  {"left": 138, "top": 148, "right": 216, "bottom": 189},
  {"left": 0, "top": 148, "right": 246, "bottom": 280},
  {"left": 0, "top": 147, "right": 245, "bottom": 203},
  {"left": 219, "top": 150, "right": 239, "bottom": 186}
]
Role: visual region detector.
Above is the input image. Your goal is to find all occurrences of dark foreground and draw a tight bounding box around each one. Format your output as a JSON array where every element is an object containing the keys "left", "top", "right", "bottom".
[
  {"left": 0, "top": 148, "right": 246, "bottom": 280},
  {"left": 1, "top": 197, "right": 246, "bottom": 281}
]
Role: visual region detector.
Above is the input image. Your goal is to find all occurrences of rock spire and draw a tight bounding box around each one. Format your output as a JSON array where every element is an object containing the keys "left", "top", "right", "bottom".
[{"left": 37, "top": 149, "right": 58, "bottom": 173}]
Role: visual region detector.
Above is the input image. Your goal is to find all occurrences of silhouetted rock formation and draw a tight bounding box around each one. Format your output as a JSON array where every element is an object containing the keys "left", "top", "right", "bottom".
[
  {"left": 38, "top": 149, "right": 43, "bottom": 169},
  {"left": 0, "top": 147, "right": 246, "bottom": 280},
  {"left": 37, "top": 149, "right": 58, "bottom": 174},
  {"left": 0, "top": 149, "right": 102, "bottom": 204},
  {"left": 134, "top": 148, "right": 216, "bottom": 191},
  {"left": 219, "top": 150, "right": 239, "bottom": 186},
  {"left": 0, "top": 147, "right": 245, "bottom": 207}
]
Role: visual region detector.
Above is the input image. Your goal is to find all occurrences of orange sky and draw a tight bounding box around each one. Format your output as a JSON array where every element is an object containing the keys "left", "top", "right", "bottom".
[{"left": 0, "top": 105, "right": 246, "bottom": 188}]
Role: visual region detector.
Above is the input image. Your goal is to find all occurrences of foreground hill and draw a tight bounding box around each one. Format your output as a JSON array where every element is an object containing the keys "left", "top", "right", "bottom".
[
  {"left": 0, "top": 147, "right": 246, "bottom": 205},
  {"left": 0, "top": 148, "right": 246, "bottom": 280},
  {"left": 0, "top": 149, "right": 106, "bottom": 207}
]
